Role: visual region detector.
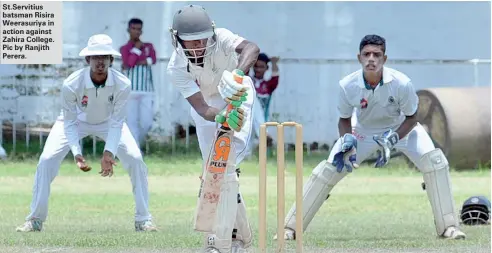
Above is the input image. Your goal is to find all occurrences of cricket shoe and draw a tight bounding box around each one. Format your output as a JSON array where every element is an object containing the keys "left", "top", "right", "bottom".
[
  {"left": 201, "top": 247, "right": 220, "bottom": 253},
  {"left": 16, "top": 219, "right": 43, "bottom": 232},
  {"left": 273, "top": 227, "right": 296, "bottom": 241},
  {"left": 135, "top": 220, "right": 157, "bottom": 232},
  {"left": 441, "top": 226, "right": 466, "bottom": 239},
  {"left": 232, "top": 240, "right": 247, "bottom": 253}
]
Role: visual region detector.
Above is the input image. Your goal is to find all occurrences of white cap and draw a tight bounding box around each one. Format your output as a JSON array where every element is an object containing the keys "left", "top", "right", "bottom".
[{"left": 79, "top": 34, "right": 121, "bottom": 57}]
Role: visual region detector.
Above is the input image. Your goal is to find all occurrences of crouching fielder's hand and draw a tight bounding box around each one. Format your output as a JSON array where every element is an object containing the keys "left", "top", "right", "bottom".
[
  {"left": 215, "top": 106, "right": 247, "bottom": 132},
  {"left": 218, "top": 69, "right": 249, "bottom": 107},
  {"left": 75, "top": 155, "right": 91, "bottom": 172},
  {"left": 332, "top": 134, "right": 359, "bottom": 173},
  {"left": 100, "top": 151, "right": 117, "bottom": 177},
  {"left": 373, "top": 129, "right": 399, "bottom": 168}
]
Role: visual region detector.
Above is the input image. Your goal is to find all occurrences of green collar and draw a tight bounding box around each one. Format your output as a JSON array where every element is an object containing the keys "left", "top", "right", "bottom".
[
  {"left": 363, "top": 73, "right": 383, "bottom": 90},
  {"left": 93, "top": 81, "right": 105, "bottom": 89}
]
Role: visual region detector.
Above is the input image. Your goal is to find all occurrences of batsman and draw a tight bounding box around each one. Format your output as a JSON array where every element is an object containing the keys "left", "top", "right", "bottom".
[
  {"left": 276, "top": 34, "right": 466, "bottom": 241},
  {"left": 167, "top": 5, "right": 260, "bottom": 253}
]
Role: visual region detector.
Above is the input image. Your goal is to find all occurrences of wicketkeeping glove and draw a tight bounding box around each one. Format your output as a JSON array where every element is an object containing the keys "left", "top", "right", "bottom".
[
  {"left": 215, "top": 106, "right": 247, "bottom": 132},
  {"left": 218, "top": 69, "right": 249, "bottom": 107},
  {"left": 332, "top": 133, "right": 359, "bottom": 173},
  {"left": 373, "top": 129, "right": 399, "bottom": 168}
]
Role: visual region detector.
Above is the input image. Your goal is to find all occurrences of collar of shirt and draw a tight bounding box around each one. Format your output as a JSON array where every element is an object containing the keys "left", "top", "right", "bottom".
[
  {"left": 84, "top": 68, "right": 114, "bottom": 89},
  {"left": 357, "top": 66, "right": 393, "bottom": 90},
  {"left": 125, "top": 40, "right": 144, "bottom": 47}
]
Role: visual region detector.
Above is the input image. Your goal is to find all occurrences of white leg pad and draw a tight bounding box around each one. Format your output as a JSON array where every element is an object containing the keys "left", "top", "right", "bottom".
[
  {"left": 204, "top": 172, "right": 239, "bottom": 252},
  {"left": 285, "top": 160, "right": 348, "bottom": 233},
  {"left": 232, "top": 193, "right": 252, "bottom": 248},
  {"left": 419, "top": 148, "right": 459, "bottom": 236}
]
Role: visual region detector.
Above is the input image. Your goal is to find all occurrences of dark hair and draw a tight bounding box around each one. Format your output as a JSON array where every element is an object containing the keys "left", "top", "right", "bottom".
[
  {"left": 128, "top": 18, "right": 143, "bottom": 28},
  {"left": 257, "top": 53, "right": 270, "bottom": 63},
  {"left": 359, "top": 34, "right": 386, "bottom": 53}
]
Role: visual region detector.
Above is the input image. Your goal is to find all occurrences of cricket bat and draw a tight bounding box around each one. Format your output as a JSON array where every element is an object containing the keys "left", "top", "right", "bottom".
[{"left": 193, "top": 70, "right": 244, "bottom": 232}]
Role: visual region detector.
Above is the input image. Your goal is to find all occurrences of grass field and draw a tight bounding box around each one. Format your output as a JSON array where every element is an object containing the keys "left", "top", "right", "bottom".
[{"left": 0, "top": 150, "right": 490, "bottom": 253}]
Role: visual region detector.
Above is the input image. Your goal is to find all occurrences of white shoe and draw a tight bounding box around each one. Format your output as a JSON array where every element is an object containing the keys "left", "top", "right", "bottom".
[
  {"left": 135, "top": 220, "right": 157, "bottom": 232},
  {"left": 202, "top": 247, "right": 220, "bottom": 253},
  {"left": 442, "top": 226, "right": 466, "bottom": 239},
  {"left": 232, "top": 240, "right": 247, "bottom": 253},
  {"left": 16, "top": 219, "right": 43, "bottom": 232},
  {"left": 273, "top": 228, "right": 296, "bottom": 241}
]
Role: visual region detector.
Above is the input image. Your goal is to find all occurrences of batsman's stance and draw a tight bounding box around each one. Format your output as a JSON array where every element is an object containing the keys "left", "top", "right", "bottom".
[
  {"left": 167, "top": 5, "right": 260, "bottom": 253},
  {"left": 277, "top": 34, "right": 466, "bottom": 240},
  {"left": 16, "top": 34, "right": 157, "bottom": 232}
]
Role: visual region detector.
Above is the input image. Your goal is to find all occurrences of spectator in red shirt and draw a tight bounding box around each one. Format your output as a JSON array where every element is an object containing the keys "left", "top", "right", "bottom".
[
  {"left": 246, "top": 53, "right": 279, "bottom": 157},
  {"left": 120, "top": 18, "right": 157, "bottom": 150},
  {"left": 251, "top": 53, "right": 279, "bottom": 121}
]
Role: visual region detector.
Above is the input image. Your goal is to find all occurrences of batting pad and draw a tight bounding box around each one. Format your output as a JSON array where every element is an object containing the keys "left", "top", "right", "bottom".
[
  {"left": 232, "top": 193, "right": 252, "bottom": 248},
  {"left": 207, "top": 171, "right": 239, "bottom": 251},
  {"left": 285, "top": 160, "right": 348, "bottom": 233},
  {"left": 420, "top": 148, "right": 459, "bottom": 235}
]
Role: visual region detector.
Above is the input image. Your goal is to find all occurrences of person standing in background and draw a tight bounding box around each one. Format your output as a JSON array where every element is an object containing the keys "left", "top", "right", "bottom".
[{"left": 120, "top": 18, "right": 157, "bottom": 149}]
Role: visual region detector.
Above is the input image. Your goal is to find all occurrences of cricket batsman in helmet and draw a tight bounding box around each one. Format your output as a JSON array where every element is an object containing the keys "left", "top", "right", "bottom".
[{"left": 167, "top": 5, "right": 260, "bottom": 253}]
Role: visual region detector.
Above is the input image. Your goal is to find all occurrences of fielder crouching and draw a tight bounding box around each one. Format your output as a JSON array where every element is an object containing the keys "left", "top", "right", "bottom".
[
  {"left": 277, "top": 34, "right": 466, "bottom": 241},
  {"left": 16, "top": 34, "right": 157, "bottom": 233},
  {"left": 167, "top": 5, "right": 259, "bottom": 253}
]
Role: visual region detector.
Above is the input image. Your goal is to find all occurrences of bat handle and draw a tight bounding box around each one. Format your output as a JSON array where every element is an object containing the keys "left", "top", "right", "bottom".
[{"left": 221, "top": 69, "right": 245, "bottom": 129}]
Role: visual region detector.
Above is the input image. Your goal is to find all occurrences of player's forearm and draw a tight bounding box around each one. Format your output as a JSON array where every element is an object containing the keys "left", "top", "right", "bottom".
[
  {"left": 64, "top": 118, "right": 82, "bottom": 157},
  {"left": 236, "top": 42, "right": 260, "bottom": 74},
  {"left": 396, "top": 115, "right": 417, "bottom": 139},
  {"left": 105, "top": 126, "right": 122, "bottom": 156},
  {"left": 197, "top": 106, "right": 221, "bottom": 122},
  {"left": 338, "top": 118, "right": 352, "bottom": 137}
]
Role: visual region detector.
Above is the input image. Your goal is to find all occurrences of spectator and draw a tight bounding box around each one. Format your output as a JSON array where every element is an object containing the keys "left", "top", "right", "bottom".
[
  {"left": 120, "top": 18, "right": 157, "bottom": 149},
  {"left": 246, "top": 53, "right": 279, "bottom": 157},
  {"left": 252, "top": 53, "right": 279, "bottom": 121}
]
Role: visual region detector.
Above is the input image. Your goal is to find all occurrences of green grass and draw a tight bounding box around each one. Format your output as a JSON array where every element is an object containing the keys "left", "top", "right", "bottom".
[{"left": 0, "top": 149, "right": 490, "bottom": 252}]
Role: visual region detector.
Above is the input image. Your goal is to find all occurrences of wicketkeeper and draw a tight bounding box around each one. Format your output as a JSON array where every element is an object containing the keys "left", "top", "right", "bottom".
[{"left": 276, "top": 34, "right": 466, "bottom": 241}]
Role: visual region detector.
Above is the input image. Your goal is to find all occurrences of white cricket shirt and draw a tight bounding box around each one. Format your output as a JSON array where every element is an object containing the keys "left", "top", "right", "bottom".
[
  {"left": 338, "top": 67, "right": 419, "bottom": 133},
  {"left": 167, "top": 28, "right": 245, "bottom": 104},
  {"left": 60, "top": 67, "right": 131, "bottom": 157}
]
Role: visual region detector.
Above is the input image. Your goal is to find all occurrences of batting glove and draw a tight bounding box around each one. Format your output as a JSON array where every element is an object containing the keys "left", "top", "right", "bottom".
[
  {"left": 218, "top": 69, "right": 249, "bottom": 107},
  {"left": 215, "top": 106, "right": 247, "bottom": 132}
]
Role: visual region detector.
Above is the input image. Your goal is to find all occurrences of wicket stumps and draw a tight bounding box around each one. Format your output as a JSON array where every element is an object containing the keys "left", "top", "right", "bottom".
[{"left": 259, "top": 121, "right": 303, "bottom": 253}]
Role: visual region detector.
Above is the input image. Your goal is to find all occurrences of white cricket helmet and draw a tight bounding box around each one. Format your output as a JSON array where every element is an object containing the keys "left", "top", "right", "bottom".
[{"left": 169, "top": 5, "right": 216, "bottom": 63}]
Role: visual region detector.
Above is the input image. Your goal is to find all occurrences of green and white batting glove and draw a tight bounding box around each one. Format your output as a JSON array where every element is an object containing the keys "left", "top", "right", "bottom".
[
  {"left": 218, "top": 69, "right": 249, "bottom": 107},
  {"left": 215, "top": 106, "right": 247, "bottom": 132}
]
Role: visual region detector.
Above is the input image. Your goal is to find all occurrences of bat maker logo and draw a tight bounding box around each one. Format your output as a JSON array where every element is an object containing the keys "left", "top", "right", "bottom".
[{"left": 208, "top": 134, "right": 231, "bottom": 173}]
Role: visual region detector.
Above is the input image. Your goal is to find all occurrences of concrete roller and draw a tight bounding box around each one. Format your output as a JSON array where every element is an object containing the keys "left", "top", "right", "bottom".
[{"left": 415, "top": 86, "right": 491, "bottom": 169}]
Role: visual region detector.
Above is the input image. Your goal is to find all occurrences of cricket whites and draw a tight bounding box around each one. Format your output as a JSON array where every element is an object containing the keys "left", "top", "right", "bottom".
[{"left": 194, "top": 70, "right": 244, "bottom": 232}]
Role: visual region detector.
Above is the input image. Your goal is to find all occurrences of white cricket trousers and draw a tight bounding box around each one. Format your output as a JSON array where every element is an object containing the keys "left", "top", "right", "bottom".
[
  {"left": 25, "top": 119, "right": 152, "bottom": 222},
  {"left": 190, "top": 79, "right": 256, "bottom": 249},
  {"left": 332, "top": 123, "right": 435, "bottom": 167},
  {"left": 126, "top": 92, "right": 154, "bottom": 148}
]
